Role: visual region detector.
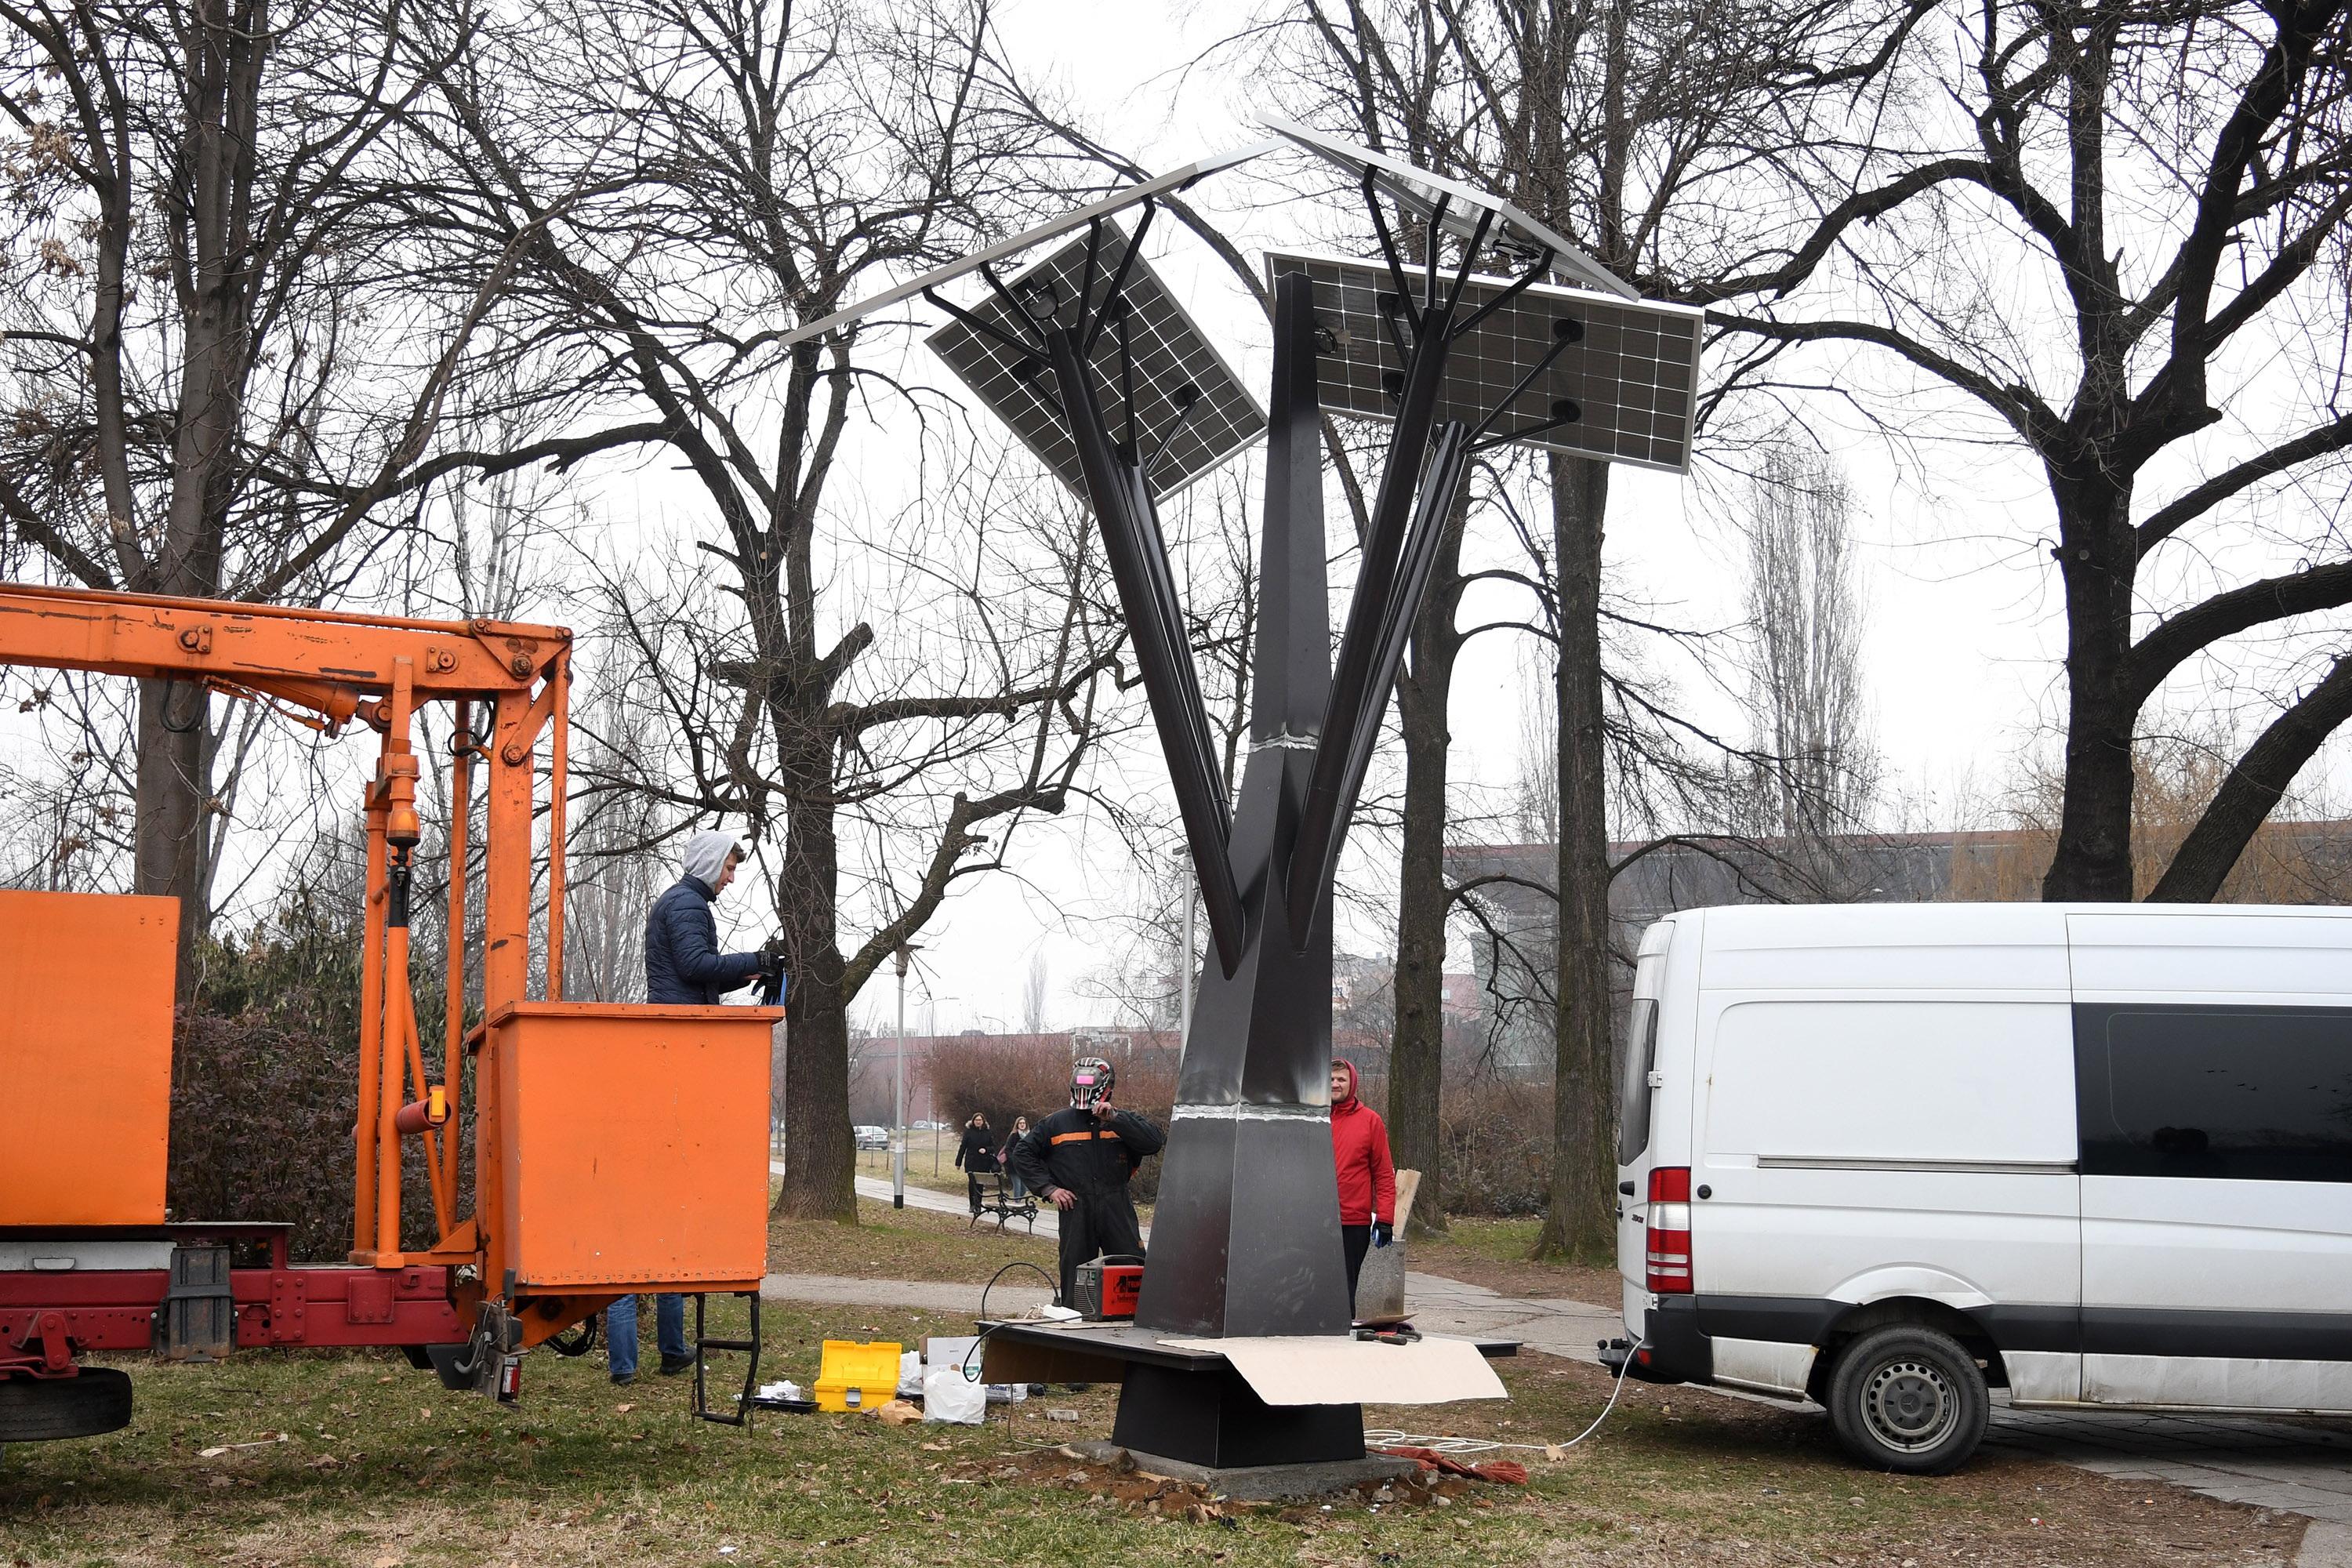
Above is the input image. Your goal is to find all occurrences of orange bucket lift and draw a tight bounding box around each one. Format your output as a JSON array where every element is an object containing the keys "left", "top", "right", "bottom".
[{"left": 0, "top": 583, "right": 781, "bottom": 1439}]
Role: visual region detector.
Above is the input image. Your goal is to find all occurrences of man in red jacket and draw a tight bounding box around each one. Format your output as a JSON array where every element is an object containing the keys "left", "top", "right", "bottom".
[{"left": 1328, "top": 1058, "right": 1396, "bottom": 1307}]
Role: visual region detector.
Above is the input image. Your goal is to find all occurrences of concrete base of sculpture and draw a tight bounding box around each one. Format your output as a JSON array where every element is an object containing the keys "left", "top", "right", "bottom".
[{"left": 1064, "top": 1439, "right": 1420, "bottom": 1501}]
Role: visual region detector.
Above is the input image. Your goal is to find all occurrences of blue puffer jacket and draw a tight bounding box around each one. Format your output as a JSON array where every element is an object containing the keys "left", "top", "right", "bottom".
[{"left": 644, "top": 876, "right": 765, "bottom": 1005}]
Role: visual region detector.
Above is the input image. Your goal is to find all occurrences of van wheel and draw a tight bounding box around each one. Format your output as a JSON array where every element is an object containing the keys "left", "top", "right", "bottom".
[
  {"left": 0, "top": 1369, "right": 133, "bottom": 1443},
  {"left": 1825, "top": 1325, "right": 1986, "bottom": 1475}
]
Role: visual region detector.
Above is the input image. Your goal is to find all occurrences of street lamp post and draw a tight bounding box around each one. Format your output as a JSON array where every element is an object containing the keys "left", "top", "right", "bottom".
[{"left": 892, "top": 945, "right": 915, "bottom": 1210}]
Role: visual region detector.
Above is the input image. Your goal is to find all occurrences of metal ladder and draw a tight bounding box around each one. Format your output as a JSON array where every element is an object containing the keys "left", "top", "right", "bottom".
[{"left": 691, "top": 1291, "right": 761, "bottom": 1426}]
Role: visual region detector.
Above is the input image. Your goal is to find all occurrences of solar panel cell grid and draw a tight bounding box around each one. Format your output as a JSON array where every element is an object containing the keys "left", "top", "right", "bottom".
[
  {"left": 1262, "top": 252, "right": 1702, "bottom": 474},
  {"left": 927, "top": 224, "right": 1265, "bottom": 500}
]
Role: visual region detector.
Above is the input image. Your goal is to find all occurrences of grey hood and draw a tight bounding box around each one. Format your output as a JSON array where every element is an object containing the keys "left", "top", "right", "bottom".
[{"left": 681, "top": 829, "right": 739, "bottom": 889}]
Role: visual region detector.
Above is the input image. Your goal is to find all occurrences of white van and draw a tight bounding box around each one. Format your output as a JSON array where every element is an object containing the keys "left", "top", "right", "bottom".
[{"left": 1602, "top": 902, "right": 2352, "bottom": 1474}]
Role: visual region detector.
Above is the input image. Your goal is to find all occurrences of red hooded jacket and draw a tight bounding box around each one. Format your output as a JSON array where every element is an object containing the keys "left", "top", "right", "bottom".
[{"left": 1329, "top": 1059, "right": 1396, "bottom": 1226}]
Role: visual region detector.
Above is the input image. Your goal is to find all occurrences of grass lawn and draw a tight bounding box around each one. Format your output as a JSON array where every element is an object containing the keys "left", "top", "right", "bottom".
[
  {"left": 0, "top": 1297, "right": 2296, "bottom": 1567},
  {"left": 850, "top": 1132, "right": 973, "bottom": 1199},
  {"left": 1406, "top": 1216, "right": 1627, "bottom": 1307},
  {"left": 768, "top": 1198, "right": 1056, "bottom": 1286}
]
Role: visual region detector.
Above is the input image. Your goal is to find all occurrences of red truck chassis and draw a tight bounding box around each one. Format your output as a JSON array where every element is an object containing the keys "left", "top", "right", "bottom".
[{"left": 1, "top": 1224, "right": 466, "bottom": 1381}]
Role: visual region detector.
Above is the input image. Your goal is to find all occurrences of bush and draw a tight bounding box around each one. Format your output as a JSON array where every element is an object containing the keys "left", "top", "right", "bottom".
[
  {"left": 1436, "top": 1074, "right": 1554, "bottom": 1216},
  {"left": 172, "top": 891, "right": 457, "bottom": 1259},
  {"left": 169, "top": 1009, "right": 449, "bottom": 1259}
]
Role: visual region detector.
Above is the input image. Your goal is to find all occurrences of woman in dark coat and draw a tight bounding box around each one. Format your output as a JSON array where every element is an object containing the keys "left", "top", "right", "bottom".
[
  {"left": 954, "top": 1112, "right": 997, "bottom": 1215},
  {"left": 997, "top": 1115, "right": 1033, "bottom": 1200}
]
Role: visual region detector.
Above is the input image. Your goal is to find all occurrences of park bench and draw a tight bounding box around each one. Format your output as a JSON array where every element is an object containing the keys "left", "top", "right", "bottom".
[{"left": 969, "top": 1172, "right": 1039, "bottom": 1235}]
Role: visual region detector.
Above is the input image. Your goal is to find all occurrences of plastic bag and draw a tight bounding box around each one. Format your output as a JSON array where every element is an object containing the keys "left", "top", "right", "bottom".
[
  {"left": 922, "top": 1361, "right": 987, "bottom": 1425},
  {"left": 898, "top": 1351, "right": 924, "bottom": 1399}
]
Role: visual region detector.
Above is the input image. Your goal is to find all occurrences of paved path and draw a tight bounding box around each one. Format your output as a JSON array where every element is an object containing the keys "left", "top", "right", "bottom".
[
  {"left": 1985, "top": 1404, "right": 2352, "bottom": 1534},
  {"left": 769, "top": 1162, "right": 1070, "bottom": 1240},
  {"left": 852, "top": 1173, "right": 1066, "bottom": 1240}
]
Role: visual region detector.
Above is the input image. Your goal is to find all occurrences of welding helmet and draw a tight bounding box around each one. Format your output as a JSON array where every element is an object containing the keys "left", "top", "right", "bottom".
[{"left": 1070, "top": 1055, "right": 1116, "bottom": 1111}]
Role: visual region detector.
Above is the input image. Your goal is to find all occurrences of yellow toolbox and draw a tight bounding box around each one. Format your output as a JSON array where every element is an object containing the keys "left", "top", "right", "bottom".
[{"left": 813, "top": 1339, "right": 902, "bottom": 1412}]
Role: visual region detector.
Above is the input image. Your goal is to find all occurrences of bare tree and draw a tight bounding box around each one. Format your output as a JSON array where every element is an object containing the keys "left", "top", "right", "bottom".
[
  {"left": 1020, "top": 949, "right": 1049, "bottom": 1034},
  {"left": 423, "top": 0, "right": 1135, "bottom": 1218},
  {"left": 1736, "top": 441, "right": 1878, "bottom": 839},
  {"left": 0, "top": 0, "right": 611, "bottom": 988},
  {"left": 1699, "top": 1, "right": 2352, "bottom": 903}
]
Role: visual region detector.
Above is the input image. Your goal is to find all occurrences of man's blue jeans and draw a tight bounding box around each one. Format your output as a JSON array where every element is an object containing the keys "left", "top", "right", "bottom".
[{"left": 607, "top": 1293, "right": 688, "bottom": 1379}]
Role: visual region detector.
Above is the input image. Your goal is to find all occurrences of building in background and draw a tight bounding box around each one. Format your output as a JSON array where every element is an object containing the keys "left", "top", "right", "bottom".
[{"left": 1449, "top": 820, "right": 2352, "bottom": 1076}]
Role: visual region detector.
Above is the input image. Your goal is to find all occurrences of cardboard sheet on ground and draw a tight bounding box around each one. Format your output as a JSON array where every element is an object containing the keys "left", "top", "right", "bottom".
[{"left": 1159, "top": 1334, "right": 1507, "bottom": 1406}]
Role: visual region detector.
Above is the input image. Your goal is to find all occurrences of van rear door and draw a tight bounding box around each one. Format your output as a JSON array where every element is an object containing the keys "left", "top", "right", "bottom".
[{"left": 1616, "top": 920, "right": 1676, "bottom": 1318}]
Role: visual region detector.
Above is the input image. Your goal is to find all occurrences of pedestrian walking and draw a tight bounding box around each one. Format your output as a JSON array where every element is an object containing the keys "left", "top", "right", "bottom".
[
  {"left": 955, "top": 1112, "right": 997, "bottom": 1216},
  {"left": 997, "top": 1115, "right": 1033, "bottom": 1200}
]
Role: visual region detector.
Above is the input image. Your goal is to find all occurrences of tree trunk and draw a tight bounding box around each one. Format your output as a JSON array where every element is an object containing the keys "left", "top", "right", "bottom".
[
  {"left": 1536, "top": 452, "right": 1614, "bottom": 1263},
  {"left": 134, "top": 681, "right": 212, "bottom": 996},
  {"left": 771, "top": 724, "right": 856, "bottom": 1222},
  {"left": 135, "top": 0, "right": 260, "bottom": 997},
  {"left": 2041, "top": 475, "right": 2139, "bottom": 902},
  {"left": 1387, "top": 516, "right": 1465, "bottom": 1236}
]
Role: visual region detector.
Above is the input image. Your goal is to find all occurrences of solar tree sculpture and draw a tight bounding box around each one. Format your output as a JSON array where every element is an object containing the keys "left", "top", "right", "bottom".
[{"left": 787, "top": 121, "right": 1700, "bottom": 1471}]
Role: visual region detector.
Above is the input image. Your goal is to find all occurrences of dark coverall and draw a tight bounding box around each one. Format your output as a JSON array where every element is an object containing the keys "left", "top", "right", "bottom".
[{"left": 1009, "top": 1106, "right": 1165, "bottom": 1304}]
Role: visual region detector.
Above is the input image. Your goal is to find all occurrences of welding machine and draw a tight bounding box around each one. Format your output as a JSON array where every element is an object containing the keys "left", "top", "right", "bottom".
[{"left": 1070, "top": 1253, "right": 1144, "bottom": 1320}]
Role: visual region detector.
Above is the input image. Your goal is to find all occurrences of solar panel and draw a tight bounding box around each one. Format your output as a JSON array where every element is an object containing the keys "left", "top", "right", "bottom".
[
  {"left": 780, "top": 142, "right": 1276, "bottom": 348},
  {"left": 929, "top": 224, "right": 1266, "bottom": 499},
  {"left": 1259, "top": 118, "right": 1636, "bottom": 302},
  {"left": 1264, "top": 249, "right": 1703, "bottom": 474}
]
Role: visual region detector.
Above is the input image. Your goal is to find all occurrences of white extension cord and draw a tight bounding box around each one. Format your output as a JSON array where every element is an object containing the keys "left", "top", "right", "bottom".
[{"left": 1364, "top": 1337, "right": 1646, "bottom": 1457}]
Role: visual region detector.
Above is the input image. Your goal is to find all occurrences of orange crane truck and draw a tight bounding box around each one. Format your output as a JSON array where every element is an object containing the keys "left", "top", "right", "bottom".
[{"left": 0, "top": 583, "right": 781, "bottom": 1445}]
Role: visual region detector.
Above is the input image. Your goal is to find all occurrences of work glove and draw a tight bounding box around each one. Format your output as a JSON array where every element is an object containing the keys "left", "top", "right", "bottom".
[
  {"left": 757, "top": 933, "right": 788, "bottom": 975},
  {"left": 1371, "top": 1221, "right": 1393, "bottom": 1248}
]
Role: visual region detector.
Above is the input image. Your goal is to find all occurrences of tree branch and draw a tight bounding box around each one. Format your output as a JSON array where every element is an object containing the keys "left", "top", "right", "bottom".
[
  {"left": 2147, "top": 652, "right": 2352, "bottom": 902},
  {"left": 2129, "top": 559, "right": 2352, "bottom": 702},
  {"left": 2136, "top": 411, "right": 2352, "bottom": 559}
]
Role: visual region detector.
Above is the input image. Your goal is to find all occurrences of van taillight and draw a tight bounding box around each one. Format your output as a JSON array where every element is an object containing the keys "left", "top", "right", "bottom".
[{"left": 1645, "top": 1165, "right": 1693, "bottom": 1294}]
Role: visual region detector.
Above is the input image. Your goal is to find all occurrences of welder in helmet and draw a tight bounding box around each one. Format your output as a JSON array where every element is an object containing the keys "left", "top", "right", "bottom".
[{"left": 1007, "top": 1056, "right": 1165, "bottom": 1304}]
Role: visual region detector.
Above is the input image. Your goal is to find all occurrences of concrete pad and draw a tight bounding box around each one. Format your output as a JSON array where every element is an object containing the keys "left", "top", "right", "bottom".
[
  {"left": 1065, "top": 1439, "right": 1418, "bottom": 1501},
  {"left": 1989, "top": 1408, "right": 2352, "bottom": 1526},
  {"left": 2299, "top": 1521, "right": 2352, "bottom": 1566}
]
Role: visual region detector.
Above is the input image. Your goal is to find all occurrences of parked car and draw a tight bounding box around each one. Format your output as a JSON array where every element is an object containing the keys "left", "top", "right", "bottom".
[
  {"left": 1604, "top": 902, "right": 2352, "bottom": 1475},
  {"left": 853, "top": 1125, "right": 889, "bottom": 1150}
]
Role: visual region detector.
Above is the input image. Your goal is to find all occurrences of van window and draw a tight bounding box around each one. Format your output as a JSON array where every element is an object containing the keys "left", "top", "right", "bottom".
[
  {"left": 1704, "top": 1000, "right": 2076, "bottom": 1163},
  {"left": 1616, "top": 996, "right": 1660, "bottom": 1165},
  {"left": 2074, "top": 1004, "right": 2352, "bottom": 1184}
]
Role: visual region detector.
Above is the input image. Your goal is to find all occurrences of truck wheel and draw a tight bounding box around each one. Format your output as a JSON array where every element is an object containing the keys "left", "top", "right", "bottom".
[
  {"left": 0, "top": 1369, "right": 134, "bottom": 1443},
  {"left": 1825, "top": 1324, "right": 1987, "bottom": 1475}
]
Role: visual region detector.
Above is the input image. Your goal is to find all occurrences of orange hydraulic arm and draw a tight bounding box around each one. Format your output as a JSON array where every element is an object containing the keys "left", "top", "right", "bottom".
[{"left": 0, "top": 583, "right": 570, "bottom": 1289}]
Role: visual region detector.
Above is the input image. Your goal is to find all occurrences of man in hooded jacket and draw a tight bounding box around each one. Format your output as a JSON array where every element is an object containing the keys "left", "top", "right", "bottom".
[
  {"left": 1329, "top": 1058, "right": 1396, "bottom": 1305},
  {"left": 609, "top": 829, "right": 784, "bottom": 1384},
  {"left": 644, "top": 830, "right": 779, "bottom": 1007},
  {"left": 1009, "top": 1057, "right": 1163, "bottom": 1305}
]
